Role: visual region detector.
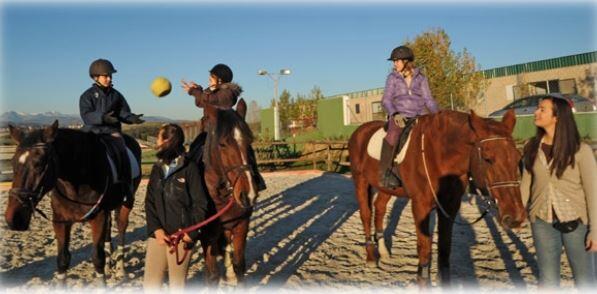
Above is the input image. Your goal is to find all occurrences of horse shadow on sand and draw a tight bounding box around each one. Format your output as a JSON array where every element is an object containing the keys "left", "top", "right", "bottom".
[
  {"left": 0, "top": 212, "right": 148, "bottom": 288},
  {"left": 187, "top": 172, "right": 358, "bottom": 288},
  {"left": 374, "top": 190, "right": 538, "bottom": 289}
]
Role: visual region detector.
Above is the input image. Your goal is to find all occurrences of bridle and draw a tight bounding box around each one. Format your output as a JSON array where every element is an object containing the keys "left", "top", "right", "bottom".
[
  {"left": 421, "top": 134, "right": 520, "bottom": 225},
  {"left": 8, "top": 143, "right": 57, "bottom": 220},
  {"left": 207, "top": 132, "right": 254, "bottom": 208},
  {"left": 471, "top": 137, "right": 521, "bottom": 196}
]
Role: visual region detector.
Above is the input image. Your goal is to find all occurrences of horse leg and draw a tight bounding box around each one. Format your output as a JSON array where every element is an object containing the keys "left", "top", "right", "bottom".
[
  {"left": 53, "top": 222, "right": 72, "bottom": 287},
  {"left": 223, "top": 233, "right": 236, "bottom": 284},
  {"left": 104, "top": 211, "right": 113, "bottom": 276},
  {"left": 200, "top": 237, "right": 220, "bottom": 287},
  {"left": 437, "top": 188, "right": 464, "bottom": 286},
  {"left": 374, "top": 191, "right": 392, "bottom": 260},
  {"left": 114, "top": 205, "right": 131, "bottom": 278},
  {"left": 89, "top": 211, "right": 107, "bottom": 286},
  {"left": 353, "top": 175, "right": 377, "bottom": 266},
  {"left": 411, "top": 199, "right": 433, "bottom": 287},
  {"left": 230, "top": 220, "right": 250, "bottom": 285}
]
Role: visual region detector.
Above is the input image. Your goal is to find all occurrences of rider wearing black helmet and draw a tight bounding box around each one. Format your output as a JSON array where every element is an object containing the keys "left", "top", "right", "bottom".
[
  {"left": 379, "top": 45, "right": 439, "bottom": 189},
  {"left": 79, "top": 58, "right": 145, "bottom": 193},
  {"left": 181, "top": 63, "right": 267, "bottom": 191}
]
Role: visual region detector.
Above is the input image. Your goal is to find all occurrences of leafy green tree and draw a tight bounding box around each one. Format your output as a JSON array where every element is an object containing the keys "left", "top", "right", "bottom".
[{"left": 405, "top": 28, "right": 486, "bottom": 110}]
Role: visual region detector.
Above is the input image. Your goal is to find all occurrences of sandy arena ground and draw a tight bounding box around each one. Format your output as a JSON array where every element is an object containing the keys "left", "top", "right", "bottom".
[{"left": 0, "top": 171, "right": 586, "bottom": 292}]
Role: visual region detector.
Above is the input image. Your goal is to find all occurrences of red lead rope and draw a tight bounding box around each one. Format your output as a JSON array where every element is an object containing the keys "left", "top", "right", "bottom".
[{"left": 166, "top": 197, "right": 235, "bottom": 265}]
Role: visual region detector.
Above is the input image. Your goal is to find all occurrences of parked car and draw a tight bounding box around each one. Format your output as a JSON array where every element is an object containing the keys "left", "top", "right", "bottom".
[{"left": 489, "top": 93, "right": 597, "bottom": 117}]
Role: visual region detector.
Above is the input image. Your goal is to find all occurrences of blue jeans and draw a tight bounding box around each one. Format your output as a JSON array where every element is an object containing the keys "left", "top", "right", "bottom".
[{"left": 531, "top": 218, "right": 595, "bottom": 288}]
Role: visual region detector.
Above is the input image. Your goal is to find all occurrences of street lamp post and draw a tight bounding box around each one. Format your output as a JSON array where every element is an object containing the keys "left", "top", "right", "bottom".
[{"left": 258, "top": 69, "right": 291, "bottom": 141}]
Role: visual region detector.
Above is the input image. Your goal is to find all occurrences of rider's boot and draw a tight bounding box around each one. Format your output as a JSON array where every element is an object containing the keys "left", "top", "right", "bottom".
[{"left": 379, "top": 140, "right": 401, "bottom": 189}]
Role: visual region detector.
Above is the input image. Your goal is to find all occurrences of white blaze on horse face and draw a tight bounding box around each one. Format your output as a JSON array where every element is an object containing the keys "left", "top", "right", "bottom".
[
  {"left": 234, "top": 127, "right": 257, "bottom": 201},
  {"left": 18, "top": 151, "right": 30, "bottom": 165}
]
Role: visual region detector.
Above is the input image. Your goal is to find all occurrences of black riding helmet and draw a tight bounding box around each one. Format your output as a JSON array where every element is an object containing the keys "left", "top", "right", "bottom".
[
  {"left": 388, "top": 46, "right": 414, "bottom": 61},
  {"left": 89, "top": 59, "right": 117, "bottom": 77},
  {"left": 209, "top": 64, "right": 233, "bottom": 83}
]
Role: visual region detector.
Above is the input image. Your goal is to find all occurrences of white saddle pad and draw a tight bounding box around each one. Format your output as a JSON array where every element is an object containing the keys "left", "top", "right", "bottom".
[{"left": 366, "top": 127, "right": 413, "bottom": 164}]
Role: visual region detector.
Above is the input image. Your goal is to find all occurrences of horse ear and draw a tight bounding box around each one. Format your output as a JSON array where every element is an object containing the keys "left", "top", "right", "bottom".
[
  {"left": 469, "top": 110, "right": 489, "bottom": 138},
  {"left": 236, "top": 98, "right": 247, "bottom": 120},
  {"left": 502, "top": 109, "right": 516, "bottom": 134},
  {"left": 43, "top": 120, "right": 59, "bottom": 143},
  {"left": 8, "top": 124, "right": 22, "bottom": 144}
]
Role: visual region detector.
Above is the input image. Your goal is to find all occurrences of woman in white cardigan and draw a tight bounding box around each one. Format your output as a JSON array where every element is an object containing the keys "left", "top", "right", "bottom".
[{"left": 521, "top": 93, "right": 597, "bottom": 288}]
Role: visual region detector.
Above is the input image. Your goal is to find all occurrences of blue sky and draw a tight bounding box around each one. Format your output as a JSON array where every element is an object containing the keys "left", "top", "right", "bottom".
[{"left": 1, "top": 1, "right": 595, "bottom": 120}]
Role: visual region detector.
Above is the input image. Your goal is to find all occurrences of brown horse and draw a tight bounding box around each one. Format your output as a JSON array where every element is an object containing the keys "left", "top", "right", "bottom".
[
  {"left": 348, "top": 109, "right": 526, "bottom": 286},
  {"left": 197, "top": 99, "right": 259, "bottom": 286},
  {"left": 4, "top": 121, "right": 141, "bottom": 285}
]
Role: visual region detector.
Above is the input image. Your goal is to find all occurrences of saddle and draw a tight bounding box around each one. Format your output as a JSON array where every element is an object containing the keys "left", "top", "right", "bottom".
[
  {"left": 367, "top": 118, "right": 417, "bottom": 163},
  {"left": 99, "top": 135, "right": 139, "bottom": 187}
]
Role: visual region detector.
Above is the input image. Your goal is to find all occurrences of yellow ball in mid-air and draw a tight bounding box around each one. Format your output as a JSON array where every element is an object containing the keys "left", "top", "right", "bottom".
[{"left": 150, "top": 76, "right": 172, "bottom": 98}]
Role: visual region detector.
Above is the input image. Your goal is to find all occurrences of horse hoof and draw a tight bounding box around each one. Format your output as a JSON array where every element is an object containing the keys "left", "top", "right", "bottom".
[
  {"left": 94, "top": 272, "right": 106, "bottom": 288},
  {"left": 54, "top": 272, "right": 67, "bottom": 288},
  {"left": 377, "top": 238, "right": 391, "bottom": 260},
  {"left": 366, "top": 259, "right": 378, "bottom": 268}
]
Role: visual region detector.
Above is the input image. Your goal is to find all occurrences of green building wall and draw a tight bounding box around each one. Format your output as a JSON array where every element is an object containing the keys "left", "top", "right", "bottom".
[
  {"left": 505, "top": 112, "right": 596, "bottom": 141},
  {"left": 261, "top": 99, "right": 595, "bottom": 141},
  {"left": 316, "top": 97, "right": 359, "bottom": 139},
  {"left": 260, "top": 108, "right": 274, "bottom": 141}
]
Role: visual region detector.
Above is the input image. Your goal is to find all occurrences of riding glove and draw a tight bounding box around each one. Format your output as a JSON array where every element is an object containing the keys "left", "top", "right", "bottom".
[
  {"left": 128, "top": 113, "right": 145, "bottom": 124},
  {"left": 392, "top": 113, "right": 406, "bottom": 128},
  {"left": 102, "top": 111, "right": 119, "bottom": 124}
]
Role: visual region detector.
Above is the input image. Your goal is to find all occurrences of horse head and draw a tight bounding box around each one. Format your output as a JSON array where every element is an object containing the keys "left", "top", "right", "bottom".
[
  {"left": 469, "top": 109, "right": 526, "bottom": 229},
  {"left": 5, "top": 120, "right": 59, "bottom": 231},
  {"left": 202, "top": 99, "right": 258, "bottom": 209}
]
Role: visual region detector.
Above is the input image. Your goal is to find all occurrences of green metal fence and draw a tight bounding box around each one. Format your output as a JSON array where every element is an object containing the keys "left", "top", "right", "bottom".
[{"left": 483, "top": 51, "right": 597, "bottom": 79}]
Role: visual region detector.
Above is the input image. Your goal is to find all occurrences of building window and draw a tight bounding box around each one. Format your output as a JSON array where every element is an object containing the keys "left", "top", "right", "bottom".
[
  {"left": 355, "top": 103, "right": 361, "bottom": 114},
  {"left": 529, "top": 81, "right": 548, "bottom": 95},
  {"left": 548, "top": 79, "right": 559, "bottom": 93},
  {"left": 558, "top": 79, "right": 577, "bottom": 94},
  {"left": 371, "top": 101, "right": 385, "bottom": 120}
]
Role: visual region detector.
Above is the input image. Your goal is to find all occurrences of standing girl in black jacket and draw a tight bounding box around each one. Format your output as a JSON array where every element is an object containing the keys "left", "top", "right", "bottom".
[{"left": 143, "top": 123, "right": 208, "bottom": 290}]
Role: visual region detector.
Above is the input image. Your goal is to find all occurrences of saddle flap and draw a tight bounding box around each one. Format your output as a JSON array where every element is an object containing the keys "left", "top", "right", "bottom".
[{"left": 366, "top": 120, "right": 416, "bottom": 164}]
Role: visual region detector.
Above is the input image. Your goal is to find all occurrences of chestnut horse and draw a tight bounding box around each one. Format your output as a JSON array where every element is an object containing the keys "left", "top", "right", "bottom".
[
  {"left": 197, "top": 99, "right": 259, "bottom": 285},
  {"left": 4, "top": 121, "right": 141, "bottom": 284},
  {"left": 348, "top": 109, "right": 526, "bottom": 286}
]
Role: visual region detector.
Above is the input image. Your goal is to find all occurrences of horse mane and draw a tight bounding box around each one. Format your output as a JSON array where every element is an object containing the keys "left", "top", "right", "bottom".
[
  {"left": 204, "top": 109, "right": 254, "bottom": 167},
  {"left": 421, "top": 110, "right": 511, "bottom": 142}
]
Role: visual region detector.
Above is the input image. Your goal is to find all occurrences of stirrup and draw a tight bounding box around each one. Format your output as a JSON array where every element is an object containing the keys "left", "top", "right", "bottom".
[{"left": 382, "top": 170, "right": 401, "bottom": 188}]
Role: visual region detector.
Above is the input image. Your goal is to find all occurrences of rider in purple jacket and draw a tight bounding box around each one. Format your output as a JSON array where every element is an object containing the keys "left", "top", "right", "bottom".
[{"left": 380, "top": 46, "right": 439, "bottom": 188}]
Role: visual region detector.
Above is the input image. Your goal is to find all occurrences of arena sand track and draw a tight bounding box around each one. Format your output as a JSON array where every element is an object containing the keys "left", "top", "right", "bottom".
[{"left": 0, "top": 170, "right": 578, "bottom": 292}]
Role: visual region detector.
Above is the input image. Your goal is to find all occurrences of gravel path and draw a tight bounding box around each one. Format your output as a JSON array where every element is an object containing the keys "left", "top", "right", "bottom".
[{"left": 0, "top": 171, "right": 580, "bottom": 291}]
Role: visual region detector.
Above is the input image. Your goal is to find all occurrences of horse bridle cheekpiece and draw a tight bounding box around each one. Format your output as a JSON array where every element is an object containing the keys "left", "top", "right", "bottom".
[
  {"left": 421, "top": 134, "right": 520, "bottom": 225},
  {"left": 9, "top": 143, "right": 56, "bottom": 218},
  {"left": 473, "top": 137, "right": 521, "bottom": 194}
]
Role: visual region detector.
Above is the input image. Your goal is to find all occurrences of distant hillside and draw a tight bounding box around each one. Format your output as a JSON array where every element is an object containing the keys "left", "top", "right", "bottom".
[{"left": 0, "top": 111, "right": 178, "bottom": 127}]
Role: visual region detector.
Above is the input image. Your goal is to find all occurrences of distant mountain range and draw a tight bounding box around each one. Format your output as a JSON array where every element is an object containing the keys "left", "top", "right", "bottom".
[{"left": 0, "top": 111, "right": 178, "bottom": 127}]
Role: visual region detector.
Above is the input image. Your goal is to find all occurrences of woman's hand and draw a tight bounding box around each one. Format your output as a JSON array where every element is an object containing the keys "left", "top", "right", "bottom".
[
  {"left": 180, "top": 79, "right": 200, "bottom": 94},
  {"left": 182, "top": 233, "right": 192, "bottom": 244},
  {"left": 154, "top": 229, "right": 170, "bottom": 245},
  {"left": 586, "top": 238, "right": 597, "bottom": 252}
]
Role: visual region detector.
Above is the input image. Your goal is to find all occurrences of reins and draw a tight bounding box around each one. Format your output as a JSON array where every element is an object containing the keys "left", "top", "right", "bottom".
[
  {"left": 420, "top": 134, "right": 519, "bottom": 225},
  {"left": 166, "top": 196, "right": 235, "bottom": 265}
]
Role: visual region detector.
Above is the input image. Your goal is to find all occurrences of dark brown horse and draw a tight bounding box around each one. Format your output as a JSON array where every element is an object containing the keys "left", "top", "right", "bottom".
[
  {"left": 197, "top": 99, "right": 259, "bottom": 285},
  {"left": 348, "top": 109, "right": 526, "bottom": 286},
  {"left": 5, "top": 121, "right": 141, "bottom": 284}
]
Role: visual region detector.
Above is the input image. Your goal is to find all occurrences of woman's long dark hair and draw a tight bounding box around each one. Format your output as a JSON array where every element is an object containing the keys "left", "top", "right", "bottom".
[
  {"left": 523, "top": 97, "right": 580, "bottom": 178},
  {"left": 156, "top": 123, "right": 185, "bottom": 164}
]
